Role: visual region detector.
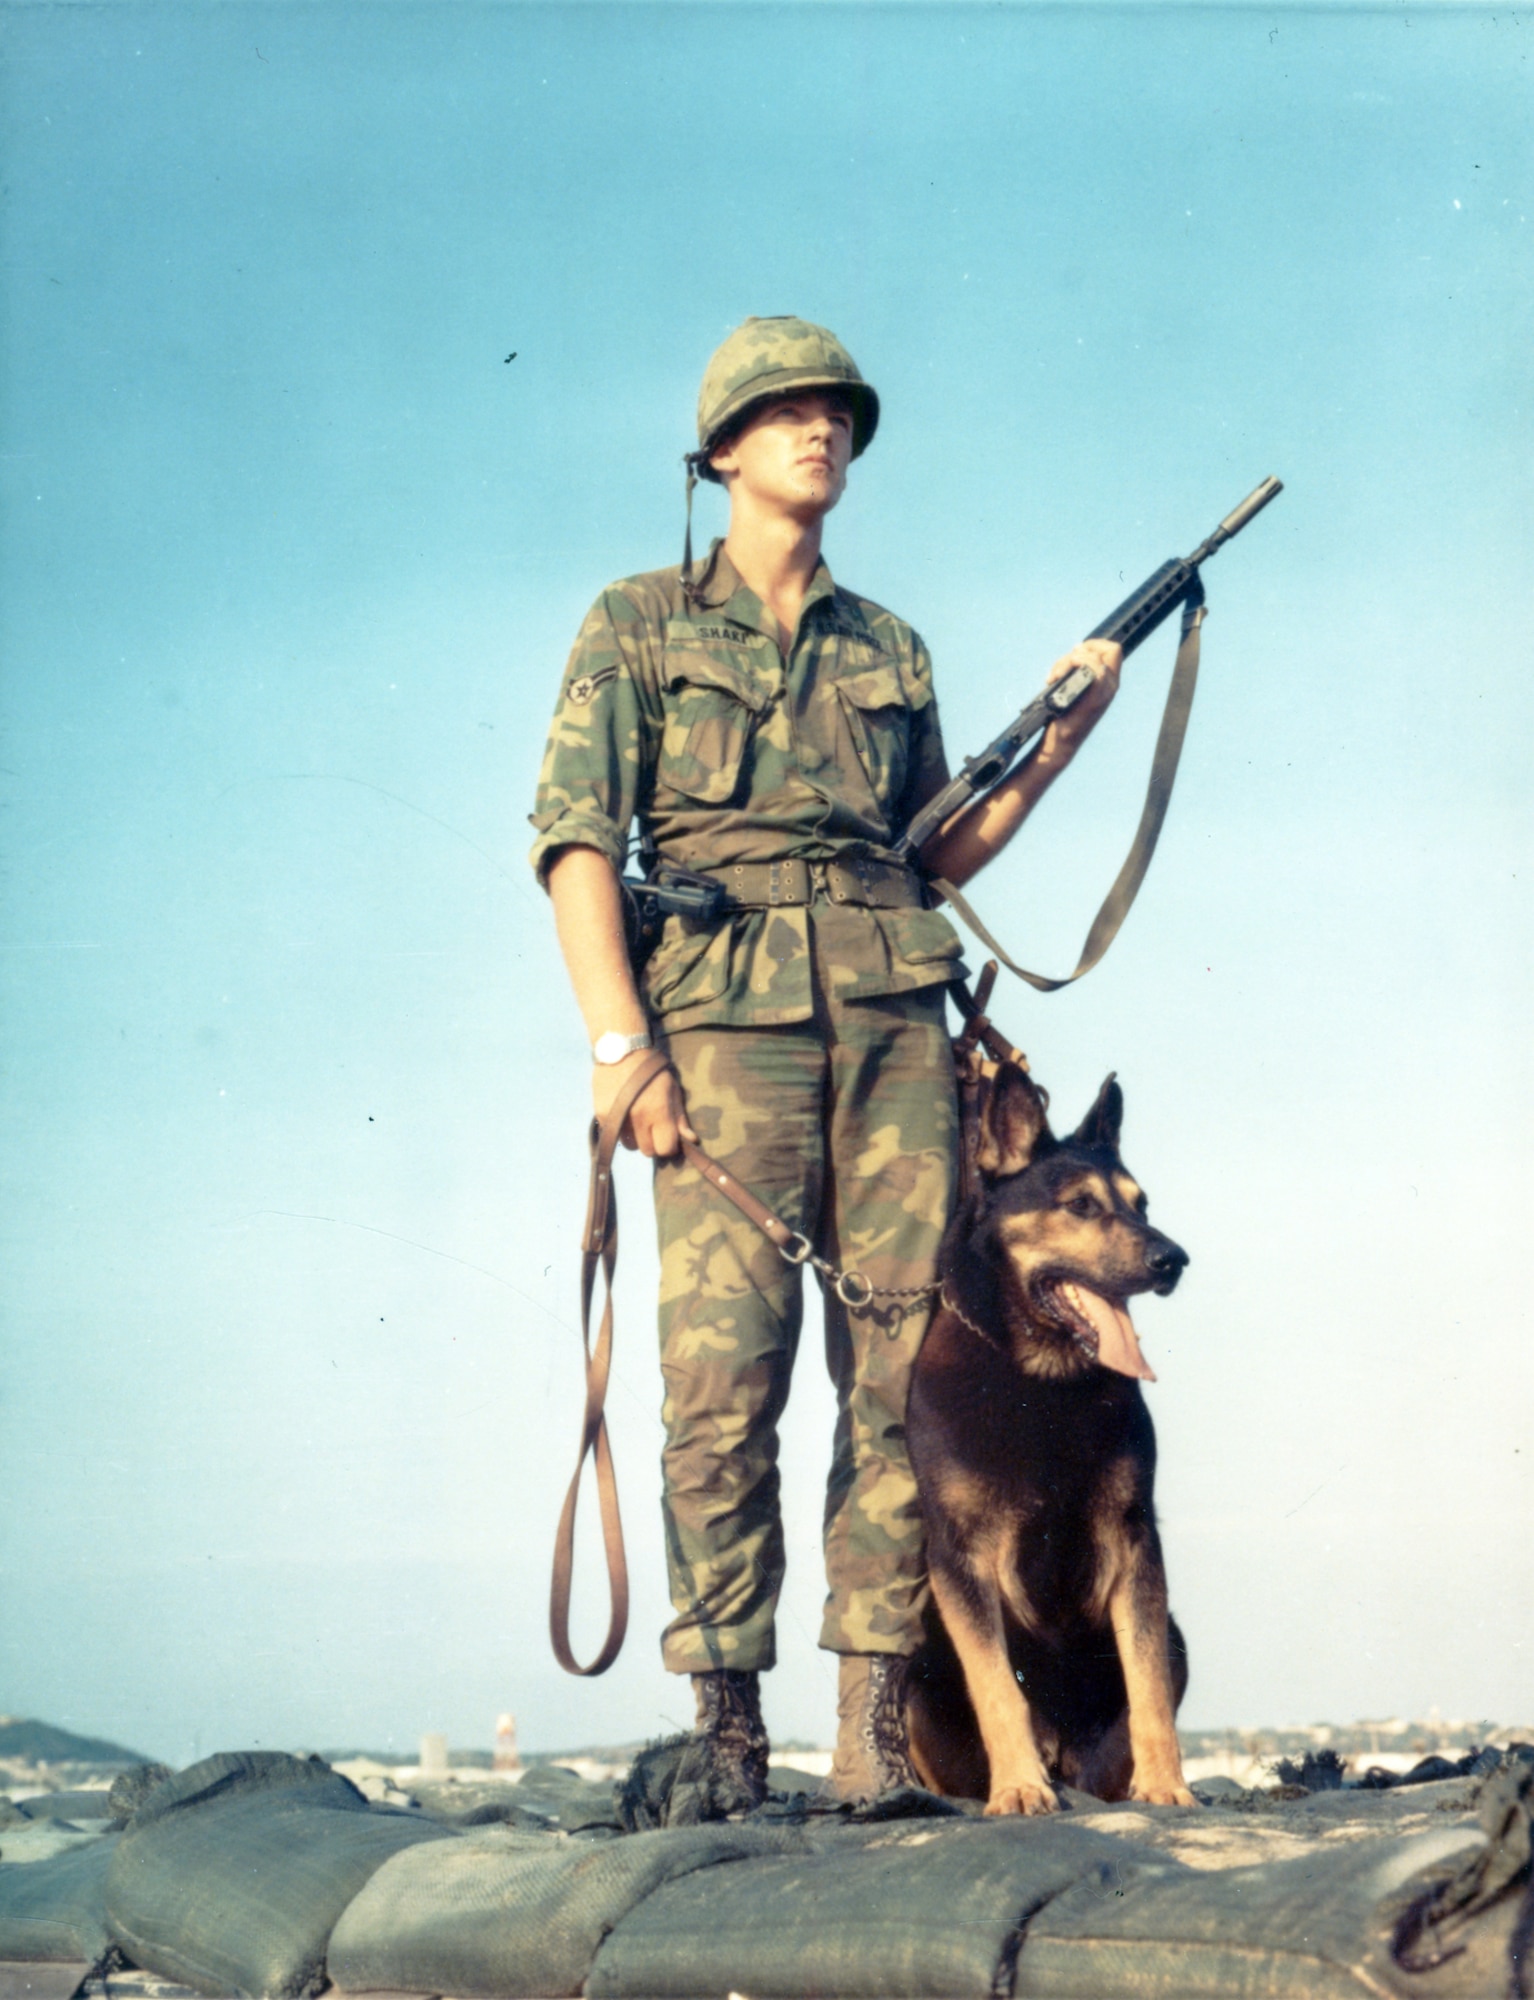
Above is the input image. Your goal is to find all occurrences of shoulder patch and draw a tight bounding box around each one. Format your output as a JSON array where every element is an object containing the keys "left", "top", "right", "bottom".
[{"left": 565, "top": 664, "right": 619, "bottom": 706}]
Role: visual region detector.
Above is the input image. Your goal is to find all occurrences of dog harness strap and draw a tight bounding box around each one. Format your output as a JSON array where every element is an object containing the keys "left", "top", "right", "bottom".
[
  {"left": 931, "top": 598, "right": 1207, "bottom": 992},
  {"left": 550, "top": 1047, "right": 674, "bottom": 1677},
  {"left": 949, "top": 967, "right": 1039, "bottom": 1207}
]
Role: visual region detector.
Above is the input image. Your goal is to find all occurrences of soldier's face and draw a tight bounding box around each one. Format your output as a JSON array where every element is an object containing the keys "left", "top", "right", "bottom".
[{"left": 710, "top": 393, "right": 855, "bottom": 518}]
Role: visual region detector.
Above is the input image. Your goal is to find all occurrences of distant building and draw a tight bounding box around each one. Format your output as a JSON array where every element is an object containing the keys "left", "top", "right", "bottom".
[
  {"left": 494, "top": 1713, "right": 522, "bottom": 1774},
  {"left": 419, "top": 1732, "right": 449, "bottom": 1776}
]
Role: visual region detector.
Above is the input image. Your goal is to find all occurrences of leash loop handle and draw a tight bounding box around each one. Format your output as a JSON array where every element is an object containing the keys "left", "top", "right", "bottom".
[{"left": 550, "top": 1047, "right": 674, "bottom": 1677}]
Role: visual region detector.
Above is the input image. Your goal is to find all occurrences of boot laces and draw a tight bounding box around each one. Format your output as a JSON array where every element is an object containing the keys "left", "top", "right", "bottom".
[
  {"left": 867, "top": 1655, "right": 918, "bottom": 1789},
  {"left": 696, "top": 1670, "right": 768, "bottom": 1759}
]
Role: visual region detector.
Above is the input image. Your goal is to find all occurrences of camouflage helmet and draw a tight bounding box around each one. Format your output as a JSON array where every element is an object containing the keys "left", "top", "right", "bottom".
[{"left": 693, "top": 316, "right": 879, "bottom": 483}]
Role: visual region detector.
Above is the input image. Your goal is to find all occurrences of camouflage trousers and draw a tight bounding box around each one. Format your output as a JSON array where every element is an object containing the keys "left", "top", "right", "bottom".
[{"left": 653, "top": 934, "right": 957, "bottom": 1674}]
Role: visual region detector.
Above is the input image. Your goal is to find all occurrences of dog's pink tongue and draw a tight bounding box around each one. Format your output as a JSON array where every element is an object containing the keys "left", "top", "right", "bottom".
[{"left": 1064, "top": 1285, "right": 1157, "bottom": 1381}]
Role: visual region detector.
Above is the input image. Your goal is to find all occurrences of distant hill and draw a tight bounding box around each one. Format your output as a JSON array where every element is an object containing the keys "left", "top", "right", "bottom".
[{"left": 0, "top": 1718, "right": 147, "bottom": 1766}]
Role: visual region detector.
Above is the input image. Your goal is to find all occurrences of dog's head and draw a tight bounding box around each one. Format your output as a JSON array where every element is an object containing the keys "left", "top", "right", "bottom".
[{"left": 947, "top": 1063, "right": 1189, "bottom": 1382}]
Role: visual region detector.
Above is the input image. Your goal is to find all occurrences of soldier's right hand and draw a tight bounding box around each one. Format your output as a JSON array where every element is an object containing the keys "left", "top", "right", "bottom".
[{"left": 593, "top": 1055, "right": 697, "bottom": 1158}]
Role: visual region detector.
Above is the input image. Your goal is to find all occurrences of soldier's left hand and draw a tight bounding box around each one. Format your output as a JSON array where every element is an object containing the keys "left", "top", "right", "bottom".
[{"left": 1038, "top": 639, "right": 1122, "bottom": 767}]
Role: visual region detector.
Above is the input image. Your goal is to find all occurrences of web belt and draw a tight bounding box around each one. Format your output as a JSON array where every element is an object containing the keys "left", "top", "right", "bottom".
[{"left": 699, "top": 855, "right": 926, "bottom": 911}]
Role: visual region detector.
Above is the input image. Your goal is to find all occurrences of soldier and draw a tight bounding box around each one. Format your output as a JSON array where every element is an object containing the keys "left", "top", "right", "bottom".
[{"left": 530, "top": 317, "right": 1120, "bottom": 1813}]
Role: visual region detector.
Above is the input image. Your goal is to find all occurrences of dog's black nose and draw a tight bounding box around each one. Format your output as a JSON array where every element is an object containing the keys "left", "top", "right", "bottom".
[{"left": 1145, "top": 1235, "right": 1189, "bottom": 1285}]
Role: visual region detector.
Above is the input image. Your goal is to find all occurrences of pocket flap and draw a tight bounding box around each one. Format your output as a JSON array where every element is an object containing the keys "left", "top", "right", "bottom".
[
  {"left": 837, "top": 662, "right": 930, "bottom": 713},
  {"left": 884, "top": 906, "right": 965, "bottom": 965},
  {"left": 660, "top": 642, "right": 771, "bottom": 713}
]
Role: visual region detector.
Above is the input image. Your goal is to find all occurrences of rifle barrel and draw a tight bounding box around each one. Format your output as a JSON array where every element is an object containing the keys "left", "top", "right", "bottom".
[
  {"left": 895, "top": 476, "right": 1282, "bottom": 864},
  {"left": 1186, "top": 475, "right": 1284, "bottom": 567}
]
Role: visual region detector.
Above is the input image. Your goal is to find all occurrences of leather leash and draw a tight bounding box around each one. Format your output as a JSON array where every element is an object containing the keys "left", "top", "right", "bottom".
[
  {"left": 549, "top": 1047, "right": 671, "bottom": 1676},
  {"left": 550, "top": 1043, "right": 945, "bottom": 1677}
]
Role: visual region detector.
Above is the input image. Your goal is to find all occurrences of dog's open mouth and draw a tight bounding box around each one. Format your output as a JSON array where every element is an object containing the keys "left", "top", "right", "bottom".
[{"left": 1048, "top": 1281, "right": 1157, "bottom": 1382}]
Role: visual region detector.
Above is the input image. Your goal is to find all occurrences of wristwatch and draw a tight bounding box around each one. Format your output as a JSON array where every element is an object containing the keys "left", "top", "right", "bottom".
[{"left": 592, "top": 1029, "right": 654, "bottom": 1065}]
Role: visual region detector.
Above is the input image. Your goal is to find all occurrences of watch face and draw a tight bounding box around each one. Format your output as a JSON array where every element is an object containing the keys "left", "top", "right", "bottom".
[{"left": 594, "top": 1030, "right": 650, "bottom": 1064}]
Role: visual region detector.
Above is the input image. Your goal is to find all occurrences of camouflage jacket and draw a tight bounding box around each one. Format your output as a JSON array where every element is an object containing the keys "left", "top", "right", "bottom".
[{"left": 529, "top": 543, "right": 966, "bottom": 1031}]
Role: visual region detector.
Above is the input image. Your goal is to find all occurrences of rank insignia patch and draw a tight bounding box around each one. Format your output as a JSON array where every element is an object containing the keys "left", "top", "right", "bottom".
[{"left": 565, "top": 665, "right": 617, "bottom": 706}]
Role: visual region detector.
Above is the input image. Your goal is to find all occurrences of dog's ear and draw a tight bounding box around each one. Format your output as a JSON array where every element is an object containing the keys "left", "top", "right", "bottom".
[
  {"left": 1072, "top": 1073, "right": 1123, "bottom": 1152},
  {"left": 975, "top": 1062, "right": 1053, "bottom": 1179}
]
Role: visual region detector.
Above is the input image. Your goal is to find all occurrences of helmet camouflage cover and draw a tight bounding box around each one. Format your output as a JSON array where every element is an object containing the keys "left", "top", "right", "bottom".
[{"left": 694, "top": 316, "right": 879, "bottom": 482}]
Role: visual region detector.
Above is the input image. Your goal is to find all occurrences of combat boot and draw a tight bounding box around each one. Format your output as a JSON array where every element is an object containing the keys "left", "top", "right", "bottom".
[
  {"left": 666, "top": 1668, "right": 770, "bottom": 1824},
  {"left": 827, "top": 1652, "right": 920, "bottom": 1801}
]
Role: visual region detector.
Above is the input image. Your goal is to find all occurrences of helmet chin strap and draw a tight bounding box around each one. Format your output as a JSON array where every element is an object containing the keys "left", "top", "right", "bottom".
[
  {"left": 681, "top": 454, "right": 699, "bottom": 591},
  {"left": 680, "top": 450, "right": 719, "bottom": 603}
]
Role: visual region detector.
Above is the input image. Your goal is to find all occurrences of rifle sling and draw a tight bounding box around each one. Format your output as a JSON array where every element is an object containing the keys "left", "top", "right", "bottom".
[{"left": 931, "top": 597, "right": 1206, "bottom": 993}]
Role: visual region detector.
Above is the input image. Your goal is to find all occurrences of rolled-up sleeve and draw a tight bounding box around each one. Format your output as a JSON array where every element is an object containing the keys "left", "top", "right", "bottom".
[{"left": 528, "top": 588, "right": 657, "bottom": 889}]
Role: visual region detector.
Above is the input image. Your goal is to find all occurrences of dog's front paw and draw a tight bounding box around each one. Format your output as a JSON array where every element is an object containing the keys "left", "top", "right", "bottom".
[
  {"left": 1129, "top": 1779, "right": 1199, "bottom": 1808},
  {"left": 985, "top": 1779, "right": 1060, "bottom": 1816}
]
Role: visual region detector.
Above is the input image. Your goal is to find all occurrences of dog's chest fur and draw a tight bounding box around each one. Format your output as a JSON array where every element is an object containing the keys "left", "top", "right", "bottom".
[{"left": 910, "top": 1312, "right": 1157, "bottom": 1638}]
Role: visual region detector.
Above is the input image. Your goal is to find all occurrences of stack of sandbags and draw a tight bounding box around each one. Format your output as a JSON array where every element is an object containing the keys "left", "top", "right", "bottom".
[
  {"left": 102, "top": 1752, "right": 453, "bottom": 1998},
  {"left": 0, "top": 1748, "right": 1526, "bottom": 1998}
]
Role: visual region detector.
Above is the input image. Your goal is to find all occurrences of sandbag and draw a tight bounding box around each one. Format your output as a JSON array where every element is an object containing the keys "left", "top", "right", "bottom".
[
  {"left": 411, "top": 1764, "right": 622, "bottom": 1835},
  {"left": 9, "top": 1795, "right": 114, "bottom": 1825},
  {"left": 104, "top": 1752, "right": 453, "bottom": 1999},
  {"left": 119, "top": 1751, "right": 356, "bottom": 1828},
  {"left": 104, "top": 1766, "right": 176, "bottom": 1823},
  {"left": 500, "top": 1764, "right": 623, "bottom": 1832},
  {"left": 587, "top": 1814, "right": 1181, "bottom": 1999},
  {"left": 0, "top": 1824, "right": 105, "bottom": 1868},
  {"left": 0, "top": 1835, "right": 118, "bottom": 1962},
  {"left": 329, "top": 1819, "right": 804, "bottom": 1998},
  {"left": 1014, "top": 1821, "right": 1498, "bottom": 1998}
]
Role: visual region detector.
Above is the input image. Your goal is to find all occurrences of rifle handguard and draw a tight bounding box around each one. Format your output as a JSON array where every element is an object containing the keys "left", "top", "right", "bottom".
[{"left": 895, "top": 476, "right": 1282, "bottom": 866}]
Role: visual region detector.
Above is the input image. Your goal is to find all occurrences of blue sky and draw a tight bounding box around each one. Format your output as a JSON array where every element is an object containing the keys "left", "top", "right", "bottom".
[{"left": 2, "top": 2, "right": 1529, "bottom": 1764}]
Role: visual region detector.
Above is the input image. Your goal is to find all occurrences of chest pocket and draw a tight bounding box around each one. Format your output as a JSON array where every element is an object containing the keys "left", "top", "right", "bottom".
[
  {"left": 835, "top": 661, "right": 918, "bottom": 815},
  {"left": 658, "top": 645, "right": 771, "bottom": 806}
]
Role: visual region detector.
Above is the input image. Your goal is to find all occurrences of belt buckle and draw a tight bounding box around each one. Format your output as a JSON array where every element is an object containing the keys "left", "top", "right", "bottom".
[
  {"left": 809, "top": 860, "right": 830, "bottom": 904},
  {"left": 768, "top": 859, "right": 783, "bottom": 907}
]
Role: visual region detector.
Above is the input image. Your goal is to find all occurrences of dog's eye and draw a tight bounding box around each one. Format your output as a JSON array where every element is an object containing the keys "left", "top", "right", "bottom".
[{"left": 1065, "top": 1194, "right": 1100, "bottom": 1218}]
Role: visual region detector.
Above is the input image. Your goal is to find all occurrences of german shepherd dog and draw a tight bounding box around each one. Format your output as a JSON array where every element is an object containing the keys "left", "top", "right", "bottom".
[{"left": 903, "top": 1059, "right": 1196, "bottom": 1816}]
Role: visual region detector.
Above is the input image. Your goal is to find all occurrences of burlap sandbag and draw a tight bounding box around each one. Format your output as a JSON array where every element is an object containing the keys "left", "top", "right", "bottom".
[
  {"left": 328, "top": 1820, "right": 806, "bottom": 1998},
  {"left": 587, "top": 1815, "right": 1180, "bottom": 1999},
  {"left": 1015, "top": 1820, "right": 1499, "bottom": 1998},
  {"left": 0, "top": 1834, "right": 117, "bottom": 1962},
  {"left": 105, "top": 1752, "right": 453, "bottom": 1999}
]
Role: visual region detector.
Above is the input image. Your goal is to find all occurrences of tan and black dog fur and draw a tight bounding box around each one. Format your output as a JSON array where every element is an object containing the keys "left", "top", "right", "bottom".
[{"left": 904, "top": 1061, "right": 1196, "bottom": 1816}]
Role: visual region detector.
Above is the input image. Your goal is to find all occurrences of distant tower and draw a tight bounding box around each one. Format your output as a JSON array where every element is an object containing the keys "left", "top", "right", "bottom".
[
  {"left": 493, "top": 1712, "right": 522, "bottom": 1774},
  {"left": 419, "top": 1732, "right": 448, "bottom": 1776}
]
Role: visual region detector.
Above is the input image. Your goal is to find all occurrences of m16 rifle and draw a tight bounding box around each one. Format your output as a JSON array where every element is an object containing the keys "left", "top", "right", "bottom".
[
  {"left": 618, "top": 478, "right": 1281, "bottom": 983},
  {"left": 896, "top": 477, "right": 1283, "bottom": 991},
  {"left": 894, "top": 476, "right": 1282, "bottom": 871}
]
